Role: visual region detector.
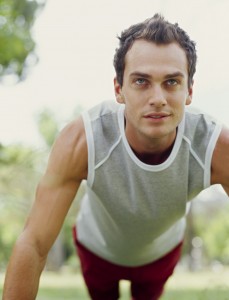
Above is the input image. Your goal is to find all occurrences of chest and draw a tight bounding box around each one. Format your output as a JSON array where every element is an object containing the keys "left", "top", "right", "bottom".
[{"left": 93, "top": 154, "right": 189, "bottom": 231}]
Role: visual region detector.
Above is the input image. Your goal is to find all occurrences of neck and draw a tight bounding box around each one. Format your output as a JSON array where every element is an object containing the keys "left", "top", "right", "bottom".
[
  {"left": 127, "top": 130, "right": 177, "bottom": 165},
  {"left": 131, "top": 141, "right": 175, "bottom": 165}
]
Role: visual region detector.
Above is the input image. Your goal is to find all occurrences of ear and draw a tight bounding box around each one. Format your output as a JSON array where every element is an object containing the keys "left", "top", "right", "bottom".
[
  {"left": 185, "top": 84, "right": 193, "bottom": 106},
  {"left": 114, "top": 77, "right": 125, "bottom": 104}
]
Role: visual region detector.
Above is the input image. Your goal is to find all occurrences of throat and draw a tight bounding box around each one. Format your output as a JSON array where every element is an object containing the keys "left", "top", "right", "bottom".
[
  {"left": 124, "top": 119, "right": 178, "bottom": 165},
  {"left": 129, "top": 130, "right": 177, "bottom": 165},
  {"left": 132, "top": 144, "right": 174, "bottom": 165}
]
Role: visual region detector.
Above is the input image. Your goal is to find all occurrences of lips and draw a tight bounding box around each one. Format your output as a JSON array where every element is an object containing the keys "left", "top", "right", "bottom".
[{"left": 144, "top": 112, "right": 171, "bottom": 119}]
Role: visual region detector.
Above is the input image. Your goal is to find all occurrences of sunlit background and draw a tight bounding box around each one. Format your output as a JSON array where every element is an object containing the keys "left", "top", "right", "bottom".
[
  {"left": 1, "top": 1, "right": 229, "bottom": 297},
  {"left": 1, "top": 0, "right": 229, "bottom": 146}
]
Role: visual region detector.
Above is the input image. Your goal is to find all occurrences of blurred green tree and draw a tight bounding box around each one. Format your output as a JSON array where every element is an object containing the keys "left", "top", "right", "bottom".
[
  {"left": 0, "top": 0, "right": 46, "bottom": 82},
  {"left": 201, "top": 207, "right": 229, "bottom": 264},
  {"left": 36, "top": 109, "right": 59, "bottom": 148},
  {"left": 0, "top": 107, "right": 84, "bottom": 269},
  {"left": 0, "top": 143, "right": 44, "bottom": 267}
]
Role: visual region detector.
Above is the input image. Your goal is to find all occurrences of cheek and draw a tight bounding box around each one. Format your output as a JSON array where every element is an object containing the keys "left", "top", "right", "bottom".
[
  {"left": 124, "top": 104, "right": 141, "bottom": 124},
  {"left": 170, "top": 99, "right": 186, "bottom": 116},
  {"left": 170, "top": 93, "right": 188, "bottom": 108},
  {"left": 174, "top": 106, "right": 186, "bottom": 124}
]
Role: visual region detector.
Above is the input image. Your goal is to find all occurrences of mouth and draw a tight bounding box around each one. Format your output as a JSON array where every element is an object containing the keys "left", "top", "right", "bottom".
[{"left": 144, "top": 112, "right": 171, "bottom": 120}]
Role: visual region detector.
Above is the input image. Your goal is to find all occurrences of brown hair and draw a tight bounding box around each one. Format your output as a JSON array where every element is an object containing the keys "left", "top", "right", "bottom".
[{"left": 113, "top": 14, "right": 197, "bottom": 88}]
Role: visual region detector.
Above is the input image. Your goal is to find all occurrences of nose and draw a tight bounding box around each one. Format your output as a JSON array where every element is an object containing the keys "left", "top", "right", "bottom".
[{"left": 148, "top": 85, "right": 167, "bottom": 107}]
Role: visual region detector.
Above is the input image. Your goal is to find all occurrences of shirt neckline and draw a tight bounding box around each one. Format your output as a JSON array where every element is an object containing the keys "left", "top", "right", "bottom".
[{"left": 117, "top": 105, "right": 185, "bottom": 172}]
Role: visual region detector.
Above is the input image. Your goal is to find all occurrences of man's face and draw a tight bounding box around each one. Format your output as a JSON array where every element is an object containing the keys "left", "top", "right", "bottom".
[{"left": 114, "top": 39, "right": 192, "bottom": 150}]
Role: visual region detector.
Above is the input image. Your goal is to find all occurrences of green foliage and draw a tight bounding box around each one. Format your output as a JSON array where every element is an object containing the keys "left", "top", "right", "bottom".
[
  {"left": 0, "top": 144, "right": 42, "bottom": 197},
  {"left": 0, "top": 0, "right": 46, "bottom": 82},
  {"left": 36, "top": 106, "right": 84, "bottom": 148},
  {"left": 0, "top": 143, "right": 45, "bottom": 266},
  {"left": 36, "top": 109, "right": 59, "bottom": 148},
  {"left": 0, "top": 210, "right": 24, "bottom": 267},
  {"left": 0, "top": 107, "right": 84, "bottom": 269},
  {"left": 200, "top": 207, "right": 229, "bottom": 264}
]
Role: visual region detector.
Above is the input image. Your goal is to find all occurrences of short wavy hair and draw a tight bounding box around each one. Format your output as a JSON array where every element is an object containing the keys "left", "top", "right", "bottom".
[{"left": 113, "top": 14, "right": 197, "bottom": 88}]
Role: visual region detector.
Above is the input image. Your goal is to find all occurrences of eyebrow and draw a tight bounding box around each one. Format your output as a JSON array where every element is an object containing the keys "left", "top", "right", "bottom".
[
  {"left": 164, "top": 72, "right": 185, "bottom": 79},
  {"left": 129, "top": 72, "right": 151, "bottom": 79},
  {"left": 129, "top": 71, "right": 185, "bottom": 79}
]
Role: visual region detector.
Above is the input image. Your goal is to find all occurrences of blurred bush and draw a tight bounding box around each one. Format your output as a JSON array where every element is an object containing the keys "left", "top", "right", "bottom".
[{"left": 0, "top": 0, "right": 46, "bottom": 83}]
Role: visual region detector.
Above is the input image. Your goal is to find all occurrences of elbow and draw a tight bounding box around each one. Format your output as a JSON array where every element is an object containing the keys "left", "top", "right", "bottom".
[{"left": 15, "top": 231, "right": 48, "bottom": 267}]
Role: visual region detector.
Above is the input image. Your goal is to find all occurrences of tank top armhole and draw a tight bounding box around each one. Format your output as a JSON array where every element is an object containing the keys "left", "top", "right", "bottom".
[
  {"left": 204, "top": 122, "right": 223, "bottom": 188},
  {"left": 81, "top": 111, "right": 95, "bottom": 187}
]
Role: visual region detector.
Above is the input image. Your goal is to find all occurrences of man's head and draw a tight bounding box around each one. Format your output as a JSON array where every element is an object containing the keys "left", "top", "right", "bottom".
[{"left": 113, "top": 14, "right": 197, "bottom": 89}]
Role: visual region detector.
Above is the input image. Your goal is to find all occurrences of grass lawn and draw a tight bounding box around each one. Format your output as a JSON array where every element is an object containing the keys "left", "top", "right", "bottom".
[{"left": 1, "top": 267, "right": 229, "bottom": 299}]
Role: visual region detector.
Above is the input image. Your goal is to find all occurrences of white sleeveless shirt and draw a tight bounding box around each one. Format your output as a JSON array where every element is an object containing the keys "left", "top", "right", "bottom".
[{"left": 76, "top": 101, "right": 222, "bottom": 266}]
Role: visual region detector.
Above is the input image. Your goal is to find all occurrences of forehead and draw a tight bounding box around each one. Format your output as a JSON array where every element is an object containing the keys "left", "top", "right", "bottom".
[{"left": 124, "top": 39, "right": 188, "bottom": 78}]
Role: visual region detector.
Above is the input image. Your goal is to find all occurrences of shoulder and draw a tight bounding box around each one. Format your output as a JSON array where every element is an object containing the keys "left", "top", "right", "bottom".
[
  {"left": 46, "top": 116, "right": 88, "bottom": 183},
  {"left": 211, "top": 125, "right": 229, "bottom": 189},
  {"left": 84, "top": 100, "right": 121, "bottom": 121},
  {"left": 184, "top": 107, "right": 222, "bottom": 150},
  {"left": 185, "top": 107, "right": 219, "bottom": 131},
  {"left": 83, "top": 101, "right": 122, "bottom": 142}
]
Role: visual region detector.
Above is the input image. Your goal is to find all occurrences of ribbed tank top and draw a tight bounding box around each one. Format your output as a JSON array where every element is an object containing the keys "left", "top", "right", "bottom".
[{"left": 76, "top": 101, "right": 222, "bottom": 266}]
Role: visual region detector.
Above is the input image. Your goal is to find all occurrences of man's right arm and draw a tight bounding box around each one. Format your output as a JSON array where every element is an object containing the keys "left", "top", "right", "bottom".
[{"left": 3, "top": 116, "right": 88, "bottom": 299}]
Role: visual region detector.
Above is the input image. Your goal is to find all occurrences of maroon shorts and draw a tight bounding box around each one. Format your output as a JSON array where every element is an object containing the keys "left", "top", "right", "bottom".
[{"left": 73, "top": 226, "right": 182, "bottom": 300}]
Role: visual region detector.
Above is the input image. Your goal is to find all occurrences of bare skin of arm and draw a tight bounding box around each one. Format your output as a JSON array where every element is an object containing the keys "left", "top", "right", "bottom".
[
  {"left": 3, "top": 117, "right": 87, "bottom": 300},
  {"left": 211, "top": 126, "right": 229, "bottom": 196}
]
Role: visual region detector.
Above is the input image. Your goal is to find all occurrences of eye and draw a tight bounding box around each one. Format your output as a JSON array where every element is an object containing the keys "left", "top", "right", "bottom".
[
  {"left": 135, "top": 78, "right": 148, "bottom": 85},
  {"left": 166, "top": 79, "right": 178, "bottom": 86}
]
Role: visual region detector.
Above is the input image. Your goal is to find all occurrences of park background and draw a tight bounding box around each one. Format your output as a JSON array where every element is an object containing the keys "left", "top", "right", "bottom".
[{"left": 1, "top": 0, "right": 229, "bottom": 299}]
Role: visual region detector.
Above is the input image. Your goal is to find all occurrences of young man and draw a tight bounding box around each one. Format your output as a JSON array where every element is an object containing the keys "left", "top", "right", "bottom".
[{"left": 3, "top": 14, "right": 229, "bottom": 300}]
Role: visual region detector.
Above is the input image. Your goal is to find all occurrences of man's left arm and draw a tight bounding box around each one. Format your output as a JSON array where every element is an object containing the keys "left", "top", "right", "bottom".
[{"left": 211, "top": 126, "right": 229, "bottom": 196}]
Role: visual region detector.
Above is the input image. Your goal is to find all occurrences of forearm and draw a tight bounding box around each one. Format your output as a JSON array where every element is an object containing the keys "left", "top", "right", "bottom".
[{"left": 3, "top": 237, "right": 47, "bottom": 300}]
